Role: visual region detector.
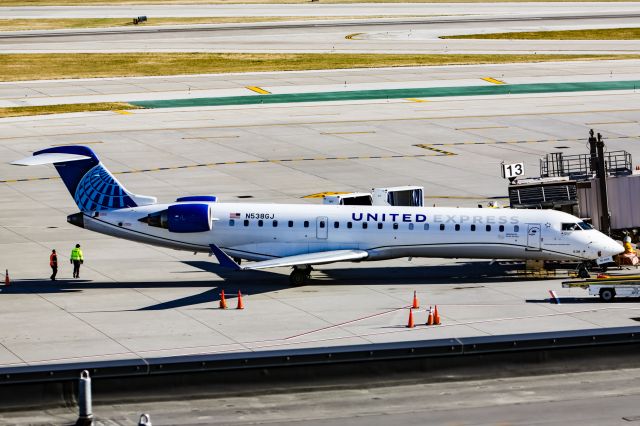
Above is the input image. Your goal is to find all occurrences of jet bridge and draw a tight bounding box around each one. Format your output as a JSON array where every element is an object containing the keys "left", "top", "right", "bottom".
[{"left": 508, "top": 130, "right": 638, "bottom": 240}]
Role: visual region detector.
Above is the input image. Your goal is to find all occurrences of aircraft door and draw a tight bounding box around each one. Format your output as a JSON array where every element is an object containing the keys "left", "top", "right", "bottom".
[
  {"left": 526, "top": 224, "right": 542, "bottom": 251},
  {"left": 316, "top": 216, "right": 328, "bottom": 239}
]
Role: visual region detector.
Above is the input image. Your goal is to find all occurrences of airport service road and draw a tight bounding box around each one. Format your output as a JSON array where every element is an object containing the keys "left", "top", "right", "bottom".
[
  {"left": 4, "top": 367, "right": 640, "bottom": 425},
  {"left": 2, "top": 14, "right": 640, "bottom": 54},
  {"left": 2, "top": 3, "right": 639, "bottom": 19},
  {"left": 1, "top": 82, "right": 640, "bottom": 368},
  {"left": 2, "top": 60, "right": 640, "bottom": 108}
]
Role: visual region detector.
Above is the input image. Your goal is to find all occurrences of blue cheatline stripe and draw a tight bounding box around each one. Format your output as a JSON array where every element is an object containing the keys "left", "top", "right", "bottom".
[{"left": 130, "top": 80, "right": 640, "bottom": 109}]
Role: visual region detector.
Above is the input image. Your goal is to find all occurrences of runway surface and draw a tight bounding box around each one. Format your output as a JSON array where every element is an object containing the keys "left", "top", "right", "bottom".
[
  {"left": 3, "top": 3, "right": 639, "bottom": 19},
  {"left": 1, "top": 61, "right": 640, "bottom": 368},
  {"left": 2, "top": 4, "right": 640, "bottom": 53}
]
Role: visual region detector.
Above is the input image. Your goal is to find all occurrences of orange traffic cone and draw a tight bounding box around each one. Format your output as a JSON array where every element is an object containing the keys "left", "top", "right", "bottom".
[
  {"left": 406, "top": 309, "right": 415, "bottom": 328},
  {"left": 426, "top": 307, "right": 434, "bottom": 326},
  {"left": 219, "top": 289, "right": 227, "bottom": 309},
  {"left": 236, "top": 290, "right": 244, "bottom": 310},
  {"left": 4, "top": 269, "right": 9, "bottom": 287},
  {"left": 433, "top": 305, "right": 441, "bottom": 325},
  {"left": 412, "top": 290, "right": 419, "bottom": 309}
]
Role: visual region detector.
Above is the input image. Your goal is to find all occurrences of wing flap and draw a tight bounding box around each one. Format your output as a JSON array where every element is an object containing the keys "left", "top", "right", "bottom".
[{"left": 209, "top": 244, "right": 368, "bottom": 270}]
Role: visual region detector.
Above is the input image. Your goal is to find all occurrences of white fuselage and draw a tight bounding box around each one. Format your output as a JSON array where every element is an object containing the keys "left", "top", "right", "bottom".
[{"left": 79, "top": 202, "right": 622, "bottom": 263}]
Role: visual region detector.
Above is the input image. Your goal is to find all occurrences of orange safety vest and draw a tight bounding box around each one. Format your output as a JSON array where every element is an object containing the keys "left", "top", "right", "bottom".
[{"left": 50, "top": 253, "right": 57, "bottom": 267}]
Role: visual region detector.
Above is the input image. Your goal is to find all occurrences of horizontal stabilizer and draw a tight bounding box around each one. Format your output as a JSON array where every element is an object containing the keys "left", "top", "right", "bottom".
[
  {"left": 210, "top": 244, "right": 368, "bottom": 270},
  {"left": 11, "top": 153, "right": 91, "bottom": 166}
]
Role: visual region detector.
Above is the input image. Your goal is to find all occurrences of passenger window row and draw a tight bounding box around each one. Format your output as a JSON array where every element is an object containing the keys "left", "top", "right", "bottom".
[{"left": 227, "top": 219, "right": 520, "bottom": 233}]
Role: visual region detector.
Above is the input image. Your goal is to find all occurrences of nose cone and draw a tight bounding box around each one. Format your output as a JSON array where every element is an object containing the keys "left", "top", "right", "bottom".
[{"left": 601, "top": 237, "right": 624, "bottom": 258}]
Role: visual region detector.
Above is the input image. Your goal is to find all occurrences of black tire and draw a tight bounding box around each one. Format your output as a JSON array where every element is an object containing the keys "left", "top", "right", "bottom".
[
  {"left": 599, "top": 288, "right": 615, "bottom": 302},
  {"left": 578, "top": 267, "right": 590, "bottom": 279},
  {"left": 289, "top": 270, "right": 307, "bottom": 286}
]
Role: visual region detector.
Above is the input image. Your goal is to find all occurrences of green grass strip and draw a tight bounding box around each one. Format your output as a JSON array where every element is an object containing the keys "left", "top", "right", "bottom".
[
  {"left": 2, "top": 53, "right": 640, "bottom": 82},
  {"left": 442, "top": 28, "right": 640, "bottom": 40},
  {"left": 130, "top": 80, "right": 640, "bottom": 109}
]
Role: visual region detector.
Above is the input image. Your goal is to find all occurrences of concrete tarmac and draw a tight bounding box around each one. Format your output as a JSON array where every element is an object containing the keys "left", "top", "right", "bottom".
[{"left": 1, "top": 67, "right": 640, "bottom": 368}]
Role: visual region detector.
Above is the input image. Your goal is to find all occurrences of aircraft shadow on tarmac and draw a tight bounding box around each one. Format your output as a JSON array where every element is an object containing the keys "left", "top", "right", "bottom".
[
  {"left": 527, "top": 297, "right": 640, "bottom": 304},
  {"left": 0, "top": 261, "right": 535, "bottom": 311}
]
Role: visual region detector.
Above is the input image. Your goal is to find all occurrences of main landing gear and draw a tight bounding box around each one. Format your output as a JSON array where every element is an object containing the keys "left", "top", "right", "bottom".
[
  {"left": 289, "top": 265, "right": 312, "bottom": 286},
  {"left": 577, "top": 262, "right": 591, "bottom": 279}
]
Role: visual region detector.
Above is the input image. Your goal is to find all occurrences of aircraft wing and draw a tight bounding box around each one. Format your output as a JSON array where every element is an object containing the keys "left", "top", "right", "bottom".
[{"left": 209, "top": 244, "right": 368, "bottom": 271}]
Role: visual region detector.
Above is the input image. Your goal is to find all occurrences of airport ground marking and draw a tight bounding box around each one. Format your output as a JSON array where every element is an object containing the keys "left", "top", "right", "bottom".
[
  {"left": 302, "top": 192, "right": 351, "bottom": 199},
  {"left": 429, "top": 134, "right": 640, "bottom": 148},
  {"left": 50, "top": 141, "right": 103, "bottom": 147},
  {"left": 344, "top": 33, "right": 363, "bottom": 40},
  {"left": 2, "top": 107, "right": 639, "bottom": 142},
  {"left": 456, "top": 125, "right": 508, "bottom": 131},
  {"left": 0, "top": 152, "right": 451, "bottom": 184},
  {"left": 405, "top": 98, "right": 429, "bottom": 103},
  {"left": 6, "top": 134, "right": 638, "bottom": 185},
  {"left": 130, "top": 80, "right": 640, "bottom": 109},
  {"left": 321, "top": 131, "right": 376, "bottom": 135},
  {"left": 414, "top": 144, "right": 457, "bottom": 156},
  {"left": 114, "top": 110, "right": 132, "bottom": 115},
  {"left": 585, "top": 120, "right": 638, "bottom": 125},
  {"left": 482, "top": 77, "right": 507, "bottom": 85},
  {"left": 246, "top": 86, "right": 271, "bottom": 95}
]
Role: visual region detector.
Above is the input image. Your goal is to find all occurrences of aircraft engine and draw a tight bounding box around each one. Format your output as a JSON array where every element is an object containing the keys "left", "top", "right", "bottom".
[{"left": 142, "top": 203, "right": 212, "bottom": 233}]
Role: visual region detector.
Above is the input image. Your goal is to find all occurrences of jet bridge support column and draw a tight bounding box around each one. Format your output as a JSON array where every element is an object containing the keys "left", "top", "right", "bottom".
[{"left": 591, "top": 130, "right": 611, "bottom": 236}]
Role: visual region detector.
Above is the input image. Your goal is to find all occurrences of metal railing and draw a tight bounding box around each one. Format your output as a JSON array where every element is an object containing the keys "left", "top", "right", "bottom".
[{"left": 540, "top": 151, "right": 632, "bottom": 180}]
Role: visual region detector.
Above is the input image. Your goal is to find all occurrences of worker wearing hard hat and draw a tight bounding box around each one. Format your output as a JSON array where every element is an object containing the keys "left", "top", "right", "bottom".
[
  {"left": 624, "top": 236, "right": 636, "bottom": 255},
  {"left": 70, "top": 244, "right": 84, "bottom": 279}
]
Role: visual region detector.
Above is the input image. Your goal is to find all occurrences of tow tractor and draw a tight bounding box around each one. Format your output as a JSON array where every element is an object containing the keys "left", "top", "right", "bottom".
[{"left": 562, "top": 275, "right": 640, "bottom": 302}]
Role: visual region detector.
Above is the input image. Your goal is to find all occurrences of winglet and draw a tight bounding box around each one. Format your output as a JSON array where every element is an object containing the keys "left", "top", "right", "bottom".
[{"left": 209, "top": 244, "right": 242, "bottom": 271}]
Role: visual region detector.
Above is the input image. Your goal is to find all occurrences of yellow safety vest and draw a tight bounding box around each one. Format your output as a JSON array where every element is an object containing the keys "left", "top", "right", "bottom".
[
  {"left": 71, "top": 248, "right": 83, "bottom": 261},
  {"left": 624, "top": 242, "right": 635, "bottom": 254}
]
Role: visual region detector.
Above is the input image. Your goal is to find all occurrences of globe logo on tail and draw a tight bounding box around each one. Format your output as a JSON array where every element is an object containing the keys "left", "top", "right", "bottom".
[{"left": 74, "top": 164, "right": 136, "bottom": 211}]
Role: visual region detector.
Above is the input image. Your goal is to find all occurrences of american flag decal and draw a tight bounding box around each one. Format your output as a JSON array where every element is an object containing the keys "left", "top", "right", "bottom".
[{"left": 229, "top": 212, "right": 241, "bottom": 219}]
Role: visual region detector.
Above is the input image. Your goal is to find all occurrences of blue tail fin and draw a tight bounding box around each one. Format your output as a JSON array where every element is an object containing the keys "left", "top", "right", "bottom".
[{"left": 31, "top": 146, "right": 155, "bottom": 212}]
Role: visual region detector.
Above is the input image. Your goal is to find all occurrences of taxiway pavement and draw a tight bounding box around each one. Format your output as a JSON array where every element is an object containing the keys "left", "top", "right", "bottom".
[{"left": 2, "top": 60, "right": 640, "bottom": 107}]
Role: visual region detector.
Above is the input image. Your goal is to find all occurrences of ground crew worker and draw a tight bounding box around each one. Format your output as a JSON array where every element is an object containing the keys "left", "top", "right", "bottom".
[
  {"left": 70, "top": 244, "right": 84, "bottom": 279},
  {"left": 49, "top": 249, "right": 58, "bottom": 281},
  {"left": 624, "top": 236, "right": 636, "bottom": 254}
]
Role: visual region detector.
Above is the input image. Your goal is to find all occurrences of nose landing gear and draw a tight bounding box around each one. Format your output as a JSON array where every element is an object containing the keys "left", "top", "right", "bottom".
[{"left": 289, "top": 265, "right": 312, "bottom": 286}]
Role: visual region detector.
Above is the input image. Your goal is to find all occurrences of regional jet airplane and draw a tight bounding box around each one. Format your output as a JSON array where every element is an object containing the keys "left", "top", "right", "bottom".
[{"left": 12, "top": 146, "right": 623, "bottom": 285}]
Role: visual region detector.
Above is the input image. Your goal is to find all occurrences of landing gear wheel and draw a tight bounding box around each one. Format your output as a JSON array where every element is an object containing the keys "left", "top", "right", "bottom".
[
  {"left": 577, "top": 263, "right": 591, "bottom": 279},
  {"left": 289, "top": 269, "right": 308, "bottom": 286},
  {"left": 599, "top": 288, "right": 615, "bottom": 302}
]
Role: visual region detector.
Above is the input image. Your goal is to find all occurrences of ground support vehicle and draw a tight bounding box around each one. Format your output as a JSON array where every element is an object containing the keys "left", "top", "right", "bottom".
[{"left": 562, "top": 275, "right": 640, "bottom": 302}]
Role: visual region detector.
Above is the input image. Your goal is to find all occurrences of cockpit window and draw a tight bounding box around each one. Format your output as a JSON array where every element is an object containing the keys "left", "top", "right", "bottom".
[
  {"left": 562, "top": 223, "right": 581, "bottom": 231},
  {"left": 578, "top": 221, "right": 593, "bottom": 230}
]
